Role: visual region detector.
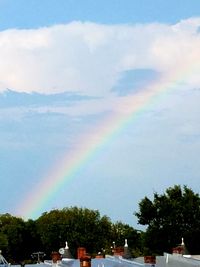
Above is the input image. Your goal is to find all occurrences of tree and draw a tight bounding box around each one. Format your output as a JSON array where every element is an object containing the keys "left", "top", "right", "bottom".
[
  {"left": 0, "top": 213, "right": 27, "bottom": 263},
  {"left": 135, "top": 185, "right": 200, "bottom": 255},
  {"left": 22, "top": 219, "right": 43, "bottom": 261},
  {"left": 36, "top": 207, "right": 113, "bottom": 257},
  {"left": 111, "top": 221, "right": 142, "bottom": 257},
  {"left": 0, "top": 232, "right": 8, "bottom": 251}
]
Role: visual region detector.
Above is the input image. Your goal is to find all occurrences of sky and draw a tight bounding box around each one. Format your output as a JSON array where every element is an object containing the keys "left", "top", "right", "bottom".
[{"left": 1, "top": 0, "right": 200, "bottom": 228}]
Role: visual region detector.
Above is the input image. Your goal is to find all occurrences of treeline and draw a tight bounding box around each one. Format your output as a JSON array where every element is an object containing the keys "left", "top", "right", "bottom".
[
  {"left": 0, "top": 207, "right": 141, "bottom": 264},
  {"left": 1, "top": 185, "right": 200, "bottom": 263}
]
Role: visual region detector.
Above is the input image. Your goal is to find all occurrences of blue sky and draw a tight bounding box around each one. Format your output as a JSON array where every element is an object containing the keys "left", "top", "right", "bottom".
[
  {"left": 1, "top": 0, "right": 200, "bottom": 227},
  {"left": 1, "top": 0, "right": 200, "bottom": 29}
]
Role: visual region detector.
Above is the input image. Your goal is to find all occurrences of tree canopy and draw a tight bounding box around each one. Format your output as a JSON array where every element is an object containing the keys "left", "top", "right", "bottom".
[
  {"left": 135, "top": 185, "right": 200, "bottom": 255},
  {"left": 35, "top": 207, "right": 113, "bottom": 256},
  {"left": 0, "top": 207, "right": 140, "bottom": 263}
]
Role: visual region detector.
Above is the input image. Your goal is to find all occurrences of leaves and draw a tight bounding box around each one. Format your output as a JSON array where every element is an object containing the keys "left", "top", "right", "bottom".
[{"left": 135, "top": 185, "right": 200, "bottom": 254}]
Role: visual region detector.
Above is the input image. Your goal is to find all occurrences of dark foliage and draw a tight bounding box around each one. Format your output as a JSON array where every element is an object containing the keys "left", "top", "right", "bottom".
[
  {"left": 135, "top": 185, "right": 200, "bottom": 255},
  {"left": 0, "top": 207, "right": 141, "bottom": 262}
]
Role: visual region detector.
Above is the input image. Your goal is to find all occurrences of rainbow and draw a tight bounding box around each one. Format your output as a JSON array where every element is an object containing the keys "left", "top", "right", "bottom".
[{"left": 15, "top": 63, "right": 199, "bottom": 219}]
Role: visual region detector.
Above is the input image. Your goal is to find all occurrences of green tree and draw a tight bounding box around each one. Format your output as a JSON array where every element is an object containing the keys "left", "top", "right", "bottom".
[
  {"left": 135, "top": 185, "right": 200, "bottom": 255},
  {"left": 23, "top": 219, "right": 43, "bottom": 261},
  {"left": 36, "top": 207, "right": 113, "bottom": 257},
  {"left": 0, "top": 232, "right": 8, "bottom": 251},
  {"left": 0, "top": 213, "right": 27, "bottom": 263},
  {"left": 111, "top": 221, "right": 142, "bottom": 257},
  {"left": 111, "top": 222, "right": 139, "bottom": 247}
]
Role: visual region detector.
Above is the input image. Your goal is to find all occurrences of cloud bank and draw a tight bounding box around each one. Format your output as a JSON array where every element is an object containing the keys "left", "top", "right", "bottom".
[{"left": 1, "top": 18, "right": 200, "bottom": 96}]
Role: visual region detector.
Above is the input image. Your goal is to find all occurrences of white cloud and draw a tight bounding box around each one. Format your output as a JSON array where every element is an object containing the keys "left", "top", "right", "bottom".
[{"left": 1, "top": 18, "right": 200, "bottom": 96}]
